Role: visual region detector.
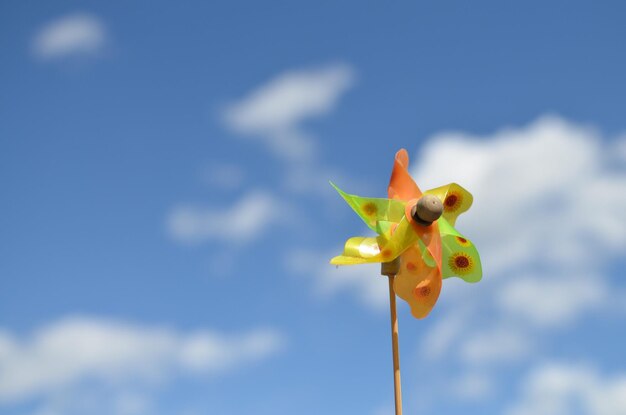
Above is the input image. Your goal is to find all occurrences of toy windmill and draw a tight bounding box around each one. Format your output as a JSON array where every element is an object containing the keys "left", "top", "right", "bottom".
[{"left": 330, "top": 149, "right": 482, "bottom": 415}]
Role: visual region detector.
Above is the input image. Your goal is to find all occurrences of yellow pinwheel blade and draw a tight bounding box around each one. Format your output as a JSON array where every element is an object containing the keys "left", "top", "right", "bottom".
[
  {"left": 424, "top": 183, "right": 473, "bottom": 226},
  {"left": 330, "top": 215, "right": 420, "bottom": 265}
]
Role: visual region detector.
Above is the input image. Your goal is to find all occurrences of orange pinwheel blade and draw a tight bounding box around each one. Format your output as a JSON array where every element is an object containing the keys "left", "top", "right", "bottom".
[
  {"left": 388, "top": 149, "right": 422, "bottom": 201},
  {"left": 393, "top": 245, "right": 442, "bottom": 319}
]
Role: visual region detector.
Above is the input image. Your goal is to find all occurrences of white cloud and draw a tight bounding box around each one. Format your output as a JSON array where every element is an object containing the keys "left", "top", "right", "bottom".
[
  {"left": 496, "top": 274, "right": 608, "bottom": 327},
  {"left": 506, "top": 363, "right": 626, "bottom": 415},
  {"left": 222, "top": 64, "right": 355, "bottom": 161},
  {"left": 404, "top": 116, "right": 626, "bottom": 406},
  {"left": 286, "top": 249, "right": 389, "bottom": 310},
  {"left": 413, "top": 116, "right": 626, "bottom": 349},
  {"left": 413, "top": 116, "right": 626, "bottom": 275},
  {"left": 460, "top": 327, "right": 532, "bottom": 365},
  {"left": 420, "top": 312, "right": 471, "bottom": 360},
  {"left": 25, "top": 390, "right": 153, "bottom": 415},
  {"left": 32, "top": 13, "right": 106, "bottom": 60},
  {"left": 612, "top": 135, "right": 626, "bottom": 163},
  {"left": 0, "top": 316, "right": 285, "bottom": 404},
  {"left": 202, "top": 163, "right": 246, "bottom": 190},
  {"left": 113, "top": 394, "right": 151, "bottom": 415},
  {"left": 321, "top": 263, "right": 389, "bottom": 309},
  {"left": 451, "top": 371, "right": 494, "bottom": 400},
  {"left": 167, "top": 190, "right": 290, "bottom": 245},
  {"left": 372, "top": 404, "right": 394, "bottom": 415}
]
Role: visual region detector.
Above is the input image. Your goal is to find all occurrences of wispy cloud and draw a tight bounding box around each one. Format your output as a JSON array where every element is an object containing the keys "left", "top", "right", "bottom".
[
  {"left": 167, "top": 190, "right": 291, "bottom": 245},
  {"left": 222, "top": 64, "right": 355, "bottom": 162},
  {"left": 202, "top": 163, "right": 246, "bottom": 190},
  {"left": 450, "top": 371, "right": 495, "bottom": 401},
  {"left": 459, "top": 327, "right": 533, "bottom": 365},
  {"left": 614, "top": 135, "right": 626, "bottom": 162},
  {"left": 420, "top": 312, "right": 470, "bottom": 360},
  {"left": 285, "top": 249, "right": 389, "bottom": 310},
  {"left": 506, "top": 363, "right": 626, "bottom": 415},
  {"left": 0, "top": 316, "right": 285, "bottom": 405},
  {"left": 496, "top": 273, "right": 608, "bottom": 327},
  {"left": 32, "top": 13, "right": 106, "bottom": 61}
]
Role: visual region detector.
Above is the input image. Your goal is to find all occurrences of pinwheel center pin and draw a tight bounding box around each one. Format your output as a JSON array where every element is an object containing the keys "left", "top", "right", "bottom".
[{"left": 330, "top": 148, "right": 482, "bottom": 415}]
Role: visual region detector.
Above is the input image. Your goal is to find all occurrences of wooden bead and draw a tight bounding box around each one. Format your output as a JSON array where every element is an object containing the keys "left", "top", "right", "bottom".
[
  {"left": 411, "top": 194, "right": 443, "bottom": 225},
  {"left": 381, "top": 257, "right": 401, "bottom": 276}
]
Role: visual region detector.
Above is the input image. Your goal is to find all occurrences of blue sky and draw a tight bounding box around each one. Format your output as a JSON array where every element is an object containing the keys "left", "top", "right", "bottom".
[{"left": 2, "top": 2, "right": 626, "bottom": 415}]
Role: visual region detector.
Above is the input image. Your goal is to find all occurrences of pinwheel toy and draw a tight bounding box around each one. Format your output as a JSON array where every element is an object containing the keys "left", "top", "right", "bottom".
[{"left": 330, "top": 149, "right": 482, "bottom": 415}]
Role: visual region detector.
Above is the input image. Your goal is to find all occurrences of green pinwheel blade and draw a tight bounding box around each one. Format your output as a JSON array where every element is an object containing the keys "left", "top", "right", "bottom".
[{"left": 330, "top": 182, "right": 406, "bottom": 233}]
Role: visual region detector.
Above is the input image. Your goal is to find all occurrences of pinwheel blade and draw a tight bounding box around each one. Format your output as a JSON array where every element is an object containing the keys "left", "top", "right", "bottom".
[
  {"left": 388, "top": 149, "right": 422, "bottom": 200},
  {"left": 330, "top": 215, "right": 421, "bottom": 265},
  {"left": 437, "top": 217, "right": 482, "bottom": 283},
  {"left": 394, "top": 245, "right": 442, "bottom": 319},
  {"left": 330, "top": 182, "right": 406, "bottom": 232},
  {"left": 424, "top": 183, "right": 473, "bottom": 226}
]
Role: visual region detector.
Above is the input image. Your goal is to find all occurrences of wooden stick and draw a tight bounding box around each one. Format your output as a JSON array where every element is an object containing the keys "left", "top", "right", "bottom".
[
  {"left": 388, "top": 275, "right": 403, "bottom": 415},
  {"left": 382, "top": 258, "right": 403, "bottom": 415},
  {"left": 377, "top": 195, "right": 439, "bottom": 415}
]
